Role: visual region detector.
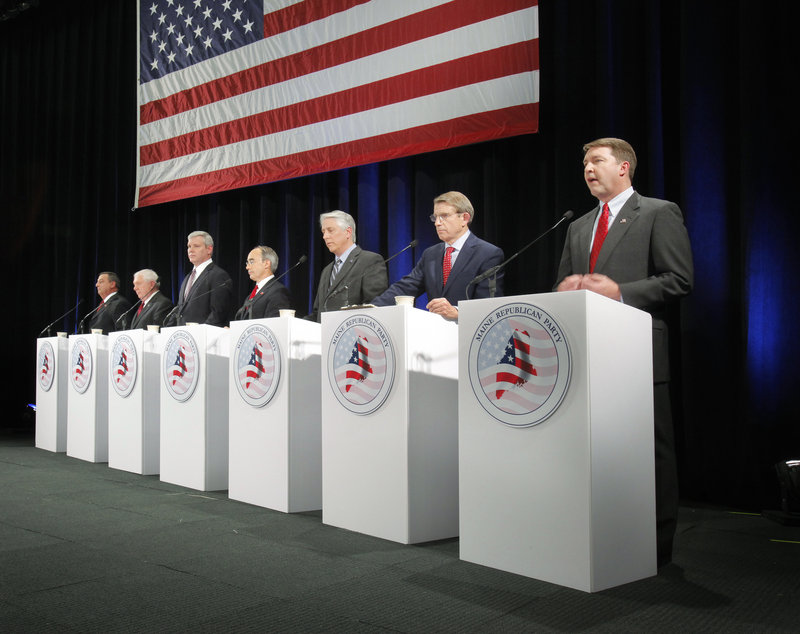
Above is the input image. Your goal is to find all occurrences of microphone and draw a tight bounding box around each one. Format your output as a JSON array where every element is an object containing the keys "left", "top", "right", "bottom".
[
  {"left": 78, "top": 303, "right": 98, "bottom": 334},
  {"left": 341, "top": 239, "right": 419, "bottom": 309},
  {"left": 323, "top": 282, "right": 350, "bottom": 313},
  {"left": 115, "top": 299, "right": 143, "bottom": 330},
  {"left": 39, "top": 299, "right": 84, "bottom": 337},
  {"left": 384, "top": 239, "right": 418, "bottom": 264},
  {"left": 271, "top": 254, "right": 308, "bottom": 285},
  {"left": 321, "top": 240, "right": 417, "bottom": 313},
  {"left": 465, "top": 210, "right": 574, "bottom": 299}
]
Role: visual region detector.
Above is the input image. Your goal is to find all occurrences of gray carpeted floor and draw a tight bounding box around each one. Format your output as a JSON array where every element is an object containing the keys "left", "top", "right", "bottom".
[{"left": 1, "top": 433, "right": 798, "bottom": 632}]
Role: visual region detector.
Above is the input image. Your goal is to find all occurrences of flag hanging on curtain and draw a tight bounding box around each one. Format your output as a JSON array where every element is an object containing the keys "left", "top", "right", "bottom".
[{"left": 135, "top": 0, "right": 539, "bottom": 208}]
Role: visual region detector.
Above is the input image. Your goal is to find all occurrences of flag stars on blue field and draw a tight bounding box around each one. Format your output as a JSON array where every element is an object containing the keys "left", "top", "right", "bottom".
[{"left": 141, "top": 0, "right": 263, "bottom": 82}]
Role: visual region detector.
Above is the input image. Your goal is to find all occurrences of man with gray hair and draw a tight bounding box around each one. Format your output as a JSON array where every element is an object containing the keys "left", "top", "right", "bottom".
[
  {"left": 235, "top": 245, "right": 292, "bottom": 320},
  {"left": 173, "top": 230, "right": 234, "bottom": 326},
  {"left": 306, "top": 210, "right": 387, "bottom": 322},
  {"left": 130, "top": 269, "right": 173, "bottom": 329}
]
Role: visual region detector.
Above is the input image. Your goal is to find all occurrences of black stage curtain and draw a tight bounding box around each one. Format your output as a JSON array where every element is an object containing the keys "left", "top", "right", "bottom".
[{"left": 2, "top": 1, "right": 797, "bottom": 510}]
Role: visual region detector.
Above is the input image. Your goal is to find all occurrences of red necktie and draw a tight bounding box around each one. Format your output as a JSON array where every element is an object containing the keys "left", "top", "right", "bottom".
[
  {"left": 137, "top": 303, "right": 143, "bottom": 315},
  {"left": 442, "top": 246, "right": 455, "bottom": 286},
  {"left": 248, "top": 285, "right": 258, "bottom": 299},
  {"left": 589, "top": 203, "right": 610, "bottom": 273}
]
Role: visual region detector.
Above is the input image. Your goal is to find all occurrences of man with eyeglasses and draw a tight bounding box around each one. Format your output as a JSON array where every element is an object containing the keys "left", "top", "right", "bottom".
[
  {"left": 371, "top": 191, "right": 504, "bottom": 320},
  {"left": 234, "top": 245, "right": 292, "bottom": 320}
]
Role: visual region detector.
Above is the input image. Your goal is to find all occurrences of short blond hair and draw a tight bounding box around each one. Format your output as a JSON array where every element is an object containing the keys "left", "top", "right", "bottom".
[{"left": 433, "top": 191, "right": 474, "bottom": 224}]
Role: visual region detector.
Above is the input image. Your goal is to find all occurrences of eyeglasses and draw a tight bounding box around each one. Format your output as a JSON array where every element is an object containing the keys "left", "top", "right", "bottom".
[{"left": 429, "top": 212, "right": 462, "bottom": 223}]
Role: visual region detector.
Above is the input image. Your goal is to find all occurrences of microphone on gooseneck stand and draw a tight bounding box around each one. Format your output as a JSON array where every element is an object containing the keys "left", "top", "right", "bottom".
[
  {"left": 77, "top": 303, "right": 98, "bottom": 335},
  {"left": 465, "top": 210, "right": 574, "bottom": 299},
  {"left": 340, "top": 239, "right": 419, "bottom": 309},
  {"left": 322, "top": 239, "right": 419, "bottom": 313},
  {"left": 384, "top": 239, "right": 418, "bottom": 264},
  {"left": 39, "top": 299, "right": 84, "bottom": 338},
  {"left": 115, "top": 299, "right": 143, "bottom": 330},
  {"left": 271, "top": 255, "right": 308, "bottom": 285}
]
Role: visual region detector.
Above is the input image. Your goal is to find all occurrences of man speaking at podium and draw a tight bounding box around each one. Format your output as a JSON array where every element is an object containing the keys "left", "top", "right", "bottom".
[
  {"left": 554, "top": 137, "right": 694, "bottom": 567},
  {"left": 371, "top": 191, "right": 504, "bottom": 320},
  {"left": 306, "top": 211, "right": 388, "bottom": 322},
  {"left": 172, "top": 230, "right": 234, "bottom": 327},
  {"left": 235, "top": 246, "right": 292, "bottom": 320}
]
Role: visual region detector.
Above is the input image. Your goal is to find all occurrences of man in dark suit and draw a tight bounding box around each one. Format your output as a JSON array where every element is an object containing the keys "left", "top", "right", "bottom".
[
  {"left": 306, "top": 211, "right": 388, "bottom": 322},
  {"left": 86, "top": 271, "right": 131, "bottom": 334},
  {"left": 234, "top": 246, "right": 292, "bottom": 320},
  {"left": 130, "top": 269, "right": 173, "bottom": 329},
  {"left": 371, "top": 191, "right": 504, "bottom": 319},
  {"left": 555, "top": 137, "right": 694, "bottom": 567},
  {"left": 173, "top": 230, "right": 234, "bottom": 327}
]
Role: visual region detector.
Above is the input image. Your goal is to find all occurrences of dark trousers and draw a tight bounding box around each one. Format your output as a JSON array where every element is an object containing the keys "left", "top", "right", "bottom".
[{"left": 654, "top": 381, "right": 678, "bottom": 566}]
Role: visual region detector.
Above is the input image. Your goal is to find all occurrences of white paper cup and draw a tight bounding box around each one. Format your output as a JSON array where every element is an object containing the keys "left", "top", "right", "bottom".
[
  {"left": 394, "top": 295, "right": 414, "bottom": 306},
  {"left": 57, "top": 332, "right": 67, "bottom": 338},
  {"left": 147, "top": 325, "right": 160, "bottom": 333},
  {"left": 91, "top": 328, "right": 103, "bottom": 335},
  {"left": 279, "top": 309, "right": 296, "bottom": 318}
]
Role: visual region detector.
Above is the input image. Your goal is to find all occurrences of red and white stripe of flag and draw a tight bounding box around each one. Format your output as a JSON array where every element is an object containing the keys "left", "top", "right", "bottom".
[{"left": 136, "top": 0, "right": 539, "bottom": 207}]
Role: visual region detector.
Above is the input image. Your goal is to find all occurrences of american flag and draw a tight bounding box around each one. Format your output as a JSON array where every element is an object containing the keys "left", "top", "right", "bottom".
[
  {"left": 74, "top": 352, "right": 85, "bottom": 378},
  {"left": 478, "top": 317, "right": 557, "bottom": 414},
  {"left": 170, "top": 346, "right": 188, "bottom": 385},
  {"left": 116, "top": 349, "right": 130, "bottom": 382},
  {"left": 237, "top": 340, "right": 276, "bottom": 397},
  {"left": 40, "top": 352, "right": 50, "bottom": 382},
  {"left": 136, "top": 0, "right": 540, "bottom": 207},
  {"left": 334, "top": 327, "right": 385, "bottom": 404}
]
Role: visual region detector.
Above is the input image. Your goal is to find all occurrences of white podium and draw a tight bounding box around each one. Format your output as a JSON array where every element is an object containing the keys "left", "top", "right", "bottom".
[
  {"left": 458, "top": 291, "right": 655, "bottom": 592},
  {"left": 160, "top": 325, "right": 229, "bottom": 491},
  {"left": 322, "top": 306, "right": 459, "bottom": 544},
  {"left": 35, "top": 335, "right": 69, "bottom": 452},
  {"left": 66, "top": 334, "right": 109, "bottom": 463},
  {"left": 108, "top": 329, "right": 161, "bottom": 475},
  {"left": 228, "top": 317, "right": 322, "bottom": 512}
]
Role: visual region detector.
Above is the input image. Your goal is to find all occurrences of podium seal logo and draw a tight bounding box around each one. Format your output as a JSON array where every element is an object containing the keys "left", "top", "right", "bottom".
[
  {"left": 70, "top": 338, "right": 93, "bottom": 394},
  {"left": 233, "top": 324, "right": 281, "bottom": 408},
  {"left": 38, "top": 341, "right": 55, "bottom": 392},
  {"left": 111, "top": 335, "right": 138, "bottom": 398},
  {"left": 468, "top": 302, "right": 571, "bottom": 427},
  {"left": 328, "top": 314, "right": 395, "bottom": 415},
  {"left": 163, "top": 330, "right": 199, "bottom": 402}
]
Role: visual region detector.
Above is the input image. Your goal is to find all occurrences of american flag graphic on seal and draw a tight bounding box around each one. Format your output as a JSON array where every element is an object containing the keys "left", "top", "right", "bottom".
[
  {"left": 163, "top": 330, "right": 199, "bottom": 402},
  {"left": 468, "top": 303, "right": 571, "bottom": 427},
  {"left": 70, "top": 337, "right": 93, "bottom": 394},
  {"left": 111, "top": 335, "right": 138, "bottom": 398},
  {"left": 233, "top": 324, "right": 281, "bottom": 408},
  {"left": 38, "top": 341, "right": 55, "bottom": 392},
  {"left": 328, "top": 315, "right": 395, "bottom": 415}
]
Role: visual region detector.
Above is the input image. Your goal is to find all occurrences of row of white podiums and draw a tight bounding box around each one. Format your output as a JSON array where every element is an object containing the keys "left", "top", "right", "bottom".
[{"left": 35, "top": 292, "right": 655, "bottom": 592}]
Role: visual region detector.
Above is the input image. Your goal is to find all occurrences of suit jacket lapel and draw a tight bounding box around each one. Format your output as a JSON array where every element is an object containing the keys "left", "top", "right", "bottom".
[
  {"left": 593, "top": 193, "right": 640, "bottom": 272},
  {"left": 183, "top": 263, "right": 212, "bottom": 304},
  {"left": 326, "top": 247, "right": 360, "bottom": 298}
]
